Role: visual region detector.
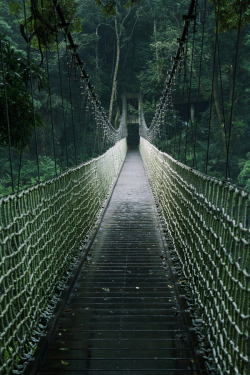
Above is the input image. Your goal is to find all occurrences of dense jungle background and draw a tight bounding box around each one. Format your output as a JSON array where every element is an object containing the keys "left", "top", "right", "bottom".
[{"left": 0, "top": 0, "right": 250, "bottom": 195}]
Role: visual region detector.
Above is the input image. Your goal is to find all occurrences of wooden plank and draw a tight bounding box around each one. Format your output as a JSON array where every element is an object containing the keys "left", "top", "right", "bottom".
[{"left": 37, "top": 149, "right": 205, "bottom": 375}]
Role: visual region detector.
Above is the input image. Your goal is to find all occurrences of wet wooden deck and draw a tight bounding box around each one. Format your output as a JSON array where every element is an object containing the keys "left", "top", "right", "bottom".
[{"left": 36, "top": 148, "right": 204, "bottom": 375}]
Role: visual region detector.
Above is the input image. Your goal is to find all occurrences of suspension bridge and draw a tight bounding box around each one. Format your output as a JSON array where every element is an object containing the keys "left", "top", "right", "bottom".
[{"left": 0, "top": 0, "right": 249, "bottom": 375}]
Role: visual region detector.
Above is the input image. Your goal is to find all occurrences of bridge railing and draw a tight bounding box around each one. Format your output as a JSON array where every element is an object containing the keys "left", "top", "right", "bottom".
[
  {"left": 0, "top": 138, "right": 127, "bottom": 375},
  {"left": 140, "top": 137, "right": 249, "bottom": 375}
]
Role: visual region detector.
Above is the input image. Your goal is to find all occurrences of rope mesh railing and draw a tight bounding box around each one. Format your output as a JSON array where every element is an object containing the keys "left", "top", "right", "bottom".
[
  {"left": 140, "top": 137, "right": 249, "bottom": 375},
  {"left": 0, "top": 138, "right": 127, "bottom": 375}
]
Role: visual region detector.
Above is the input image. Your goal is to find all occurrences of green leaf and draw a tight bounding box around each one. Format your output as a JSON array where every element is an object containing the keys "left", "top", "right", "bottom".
[{"left": 61, "top": 360, "right": 69, "bottom": 366}]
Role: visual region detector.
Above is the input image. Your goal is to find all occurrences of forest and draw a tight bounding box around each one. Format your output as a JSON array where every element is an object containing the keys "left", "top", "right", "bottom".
[{"left": 0, "top": 0, "right": 250, "bottom": 195}]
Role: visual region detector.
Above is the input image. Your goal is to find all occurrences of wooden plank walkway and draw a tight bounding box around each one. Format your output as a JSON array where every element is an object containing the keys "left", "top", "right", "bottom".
[{"left": 37, "top": 148, "right": 204, "bottom": 375}]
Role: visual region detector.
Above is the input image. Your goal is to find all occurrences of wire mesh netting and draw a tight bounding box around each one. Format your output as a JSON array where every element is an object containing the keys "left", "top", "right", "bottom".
[
  {"left": 0, "top": 138, "right": 127, "bottom": 374},
  {"left": 140, "top": 137, "right": 249, "bottom": 375}
]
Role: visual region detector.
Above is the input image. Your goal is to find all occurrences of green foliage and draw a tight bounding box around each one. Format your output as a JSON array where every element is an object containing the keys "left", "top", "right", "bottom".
[
  {"left": 96, "top": 0, "right": 142, "bottom": 16},
  {"left": 141, "top": 99, "right": 156, "bottom": 124},
  {"left": 8, "top": 0, "right": 80, "bottom": 49},
  {"left": 0, "top": 38, "right": 47, "bottom": 151},
  {"left": 209, "top": 0, "right": 250, "bottom": 31},
  {"left": 0, "top": 153, "right": 59, "bottom": 195},
  {"left": 1, "top": 0, "right": 249, "bottom": 194},
  {"left": 20, "top": 155, "right": 58, "bottom": 185},
  {"left": 8, "top": 0, "right": 22, "bottom": 16},
  {"left": 127, "top": 103, "right": 138, "bottom": 115},
  {"left": 96, "top": 0, "right": 116, "bottom": 16},
  {"left": 237, "top": 153, "right": 250, "bottom": 190}
]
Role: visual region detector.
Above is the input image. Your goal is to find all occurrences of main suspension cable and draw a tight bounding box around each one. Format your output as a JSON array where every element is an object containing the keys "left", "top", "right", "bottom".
[
  {"left": 149, "top": 0, "right": 197, "bottom": 135},
  {"left": 53, "top": 0, "right": 121, "bottom": 144}
]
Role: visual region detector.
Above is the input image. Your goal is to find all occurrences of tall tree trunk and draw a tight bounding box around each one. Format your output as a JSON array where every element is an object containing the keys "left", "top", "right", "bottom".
[
  {"left": 108, "top": 7, "right": 132, "bottom": 123},
  {"left": 109, "top": 17, "right": 120, "bottom": 122}
]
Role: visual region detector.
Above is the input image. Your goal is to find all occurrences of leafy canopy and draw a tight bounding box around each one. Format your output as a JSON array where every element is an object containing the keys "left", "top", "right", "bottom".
[
  {"left": 95, "top": 0, "right": 142, "bottom": 16},
  {"left": 209, "top": 0, "right": 250, "bottom": 31},
  {"left": 0, "top": 38, "right": 47, "bottom": 151},
  {"left": 9, "top": 0, "right": 81, "bottom": 49}
]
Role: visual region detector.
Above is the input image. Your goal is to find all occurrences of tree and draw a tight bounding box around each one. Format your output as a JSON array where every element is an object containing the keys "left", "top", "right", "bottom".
[
  {"left": 209, "top": 0, "right": 250, "bottom": 32},
  {"left": 238, "top": 152, "right": 250, "bottom": 190},
  {"left": 95, "top": 0, "right": 142, "bottom": 16},
  {"left": 1, "top": 0, "right": 249, "bottom": 193},
  {"left": 108, "top": 4, "right": 137, "bottom": 122},
  {"left": 0, "top": 37, "right": 46, "bottom": 151}
]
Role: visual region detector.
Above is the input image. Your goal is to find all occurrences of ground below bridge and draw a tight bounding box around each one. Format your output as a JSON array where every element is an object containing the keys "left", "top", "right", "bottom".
[{"left": 36, "top": 148, "right": 205, "bottom": 375}]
